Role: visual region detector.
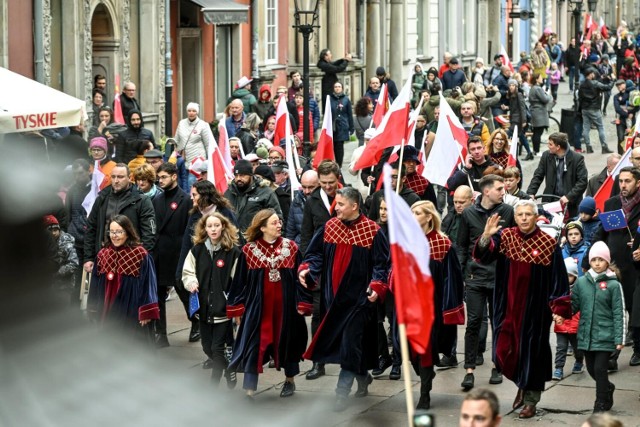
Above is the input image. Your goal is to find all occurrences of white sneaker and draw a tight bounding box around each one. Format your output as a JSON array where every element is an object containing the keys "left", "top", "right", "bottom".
[{"left": 165, "top": 287, "right": 174, "bottom": 301}]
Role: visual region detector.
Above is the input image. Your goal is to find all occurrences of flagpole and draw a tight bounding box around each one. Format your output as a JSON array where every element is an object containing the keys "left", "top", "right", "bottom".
[
  {"left": 396, "top": 140, "right": 406, "bottom": 194},
  {"left": 398, "top": 322, "right": 415, "bottom": 427},
  {"left": 627, "top": 225, "right": 634, "bottom": 240}
]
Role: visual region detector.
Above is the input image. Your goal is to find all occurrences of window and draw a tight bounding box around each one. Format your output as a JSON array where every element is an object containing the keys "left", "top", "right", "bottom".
[
  {"left": 266, "top": 0, "right": 277, "bottom": 63},
  {"left": 417, "top": 1, "right": 424, "bottom": 57}
]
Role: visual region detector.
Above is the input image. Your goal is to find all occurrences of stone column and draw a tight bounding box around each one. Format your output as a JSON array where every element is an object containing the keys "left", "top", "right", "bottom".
[
  {"left": 0, "top": 0, "right": 8, "bottom": 67},
  {"left": 61, "top": 0, "right": 82, "bottom": 96},
  {"left": 327, "top": 0, "right": 345, "bottom": 59},
  {"left": 366, "top": 0, "right": 381, "bottom": 78},
  {"left": 512, "top": 3, "right": 521, "bottom": 60},
  {"left": 388, "top": 0, "right": 403, "bottom": 84},
  {"left": 477, "top": 0, "right": 489, "bottom": 64}
]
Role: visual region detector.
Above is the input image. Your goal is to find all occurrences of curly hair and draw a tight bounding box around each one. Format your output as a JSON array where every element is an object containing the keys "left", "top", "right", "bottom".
[
  {"left": 192, "top": 212, "right": 239, "bottom": 250},
  {"left": 354, "top": 97, "right": 372, "bottom": 117},
  {"left": 133, "top": 163, "right": 156, "bottom": 184},
  {"left": 190, "top": 180, "right": 232, "bottom": 215}
]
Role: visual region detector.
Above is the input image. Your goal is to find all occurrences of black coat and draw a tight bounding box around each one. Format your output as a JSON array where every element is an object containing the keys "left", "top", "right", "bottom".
[
  {"left": 84, "top": 185, "right": 156, "bottom": 262},
  {"left": 152, "top": 186, "right": 191, "bottom": 287},
  {"left": 329, "top": 92, "right": 354, "bottom": 142},
  {"left": 116, "top": 93, "right": 141, "bottom": 121},
  {"left": 115, "top": 109, "right": 156, "bottom": 164},
  {"left": 318, "top": 58, "right": 349, "bottom": 108},
  {"left": 300, "top": 188, "right": 333, "bottom": 255},
  {"left": 526, "top": 149, "right": 588, "bottom": 218},
  {"left": 447, "top": 157, "right": 497, "bottom": 193},
  {"left": 586, "top": 167, "right": 608, "bottom": 197}
]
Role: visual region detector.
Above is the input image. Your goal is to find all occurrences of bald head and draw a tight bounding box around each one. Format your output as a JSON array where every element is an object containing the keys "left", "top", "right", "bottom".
[
  {"left": 300, "top": 170, "right": 319, "bottom": 197},
  {"left": 632, "top": 147, "right": 640, "bottom": 169},
  {"left": 453, "top": 185, "right": 474, "bottom": 214},
  {"left": 229, "top": 99, "right": 244, "bottom": 118}
]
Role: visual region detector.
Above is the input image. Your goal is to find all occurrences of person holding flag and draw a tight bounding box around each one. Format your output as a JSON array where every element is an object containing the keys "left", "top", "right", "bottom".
[
  {"left": 473, "top": 199, "right": 571, "bottom": 419},
  {"left": 298, "top": 186, "right": 390, "bottom": 412}
]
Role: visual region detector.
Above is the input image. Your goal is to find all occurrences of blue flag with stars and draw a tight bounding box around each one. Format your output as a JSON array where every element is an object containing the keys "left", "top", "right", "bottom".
[
  {"left": 189, "top": 292, "right": 200, "bottom": 317},
  {"left": 599, "top": 209, "right": 627, "bottom": 231}
]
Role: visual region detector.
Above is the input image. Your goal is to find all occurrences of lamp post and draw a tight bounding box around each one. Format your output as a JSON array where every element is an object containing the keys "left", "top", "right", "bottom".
[
  {"left": 293, "top": 0, "right": 320, "bottom": 158},
  {"left": 570, "top": 0, "right": 583, "bottom": 45}
]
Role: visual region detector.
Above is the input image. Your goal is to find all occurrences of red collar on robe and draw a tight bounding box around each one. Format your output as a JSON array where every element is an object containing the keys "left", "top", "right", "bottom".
[
  {"left": 96, "top": 245, "right": 147, "bottom": 277},
  {"left": 243, "top": 237, "right": 298, "bottom": 270},
  {"left": 324, "top": 215, "right": 380, "bottom": 248},
  {"left": 426, "top": 230, "right": 451, "bottom": 261},
  {"left": 499, "top": 227, "right": 556, "bottom": 266}
]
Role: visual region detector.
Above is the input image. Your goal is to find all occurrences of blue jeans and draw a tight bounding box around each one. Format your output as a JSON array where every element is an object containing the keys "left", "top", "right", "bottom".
[
  {"left": 336, "top": 369, "right": 368, "bottom": 397},
  {"left": 582, "top": 109, "right": 608, "bottom": 149},
  {"left": 568, "top": 66, "right": 576, "bottom": 91}
]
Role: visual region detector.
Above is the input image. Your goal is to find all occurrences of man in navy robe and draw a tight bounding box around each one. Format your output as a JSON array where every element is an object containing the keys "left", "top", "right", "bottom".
[{"left": 299, "top": 186, "right": 390, "bottom": 412}]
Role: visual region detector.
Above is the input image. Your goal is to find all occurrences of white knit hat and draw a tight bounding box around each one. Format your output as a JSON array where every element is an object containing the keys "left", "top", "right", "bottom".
[{"left": 186, "top": 102, "right": 200, "bottom": 114}]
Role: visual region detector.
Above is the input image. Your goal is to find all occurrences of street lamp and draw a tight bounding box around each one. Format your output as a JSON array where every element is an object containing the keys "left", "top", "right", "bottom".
[
  {"left": 587, "top": 0, "right": 598, "bottom": 12},
  {"left": 293, "top": 0, "right": 320, "bottom": 158}
]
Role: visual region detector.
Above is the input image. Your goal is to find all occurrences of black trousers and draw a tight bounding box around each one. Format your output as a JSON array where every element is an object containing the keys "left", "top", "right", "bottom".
[
  {"left": 464, "top": 286, "right": 494, "bottom": 369},
  {"left": 532, "top": 127, "right": 545, "bottom": 153},
  {"left": 378, "top": 294, "right": 400, "bottom": 366},
  {"left": 200, "top": 320, "right": 233, "bottom": 383},
  {"left": 585, "top": 350, "right": 613, "bottom": 405},
  {"left": 334, "top": 140, "right": 345, "bottom": 167},
  {"left": 156, "top": 285, "right": 168, "bottom": 335},
  {"left": 616, "top": 121, "right": 628, "bottom": 154}
]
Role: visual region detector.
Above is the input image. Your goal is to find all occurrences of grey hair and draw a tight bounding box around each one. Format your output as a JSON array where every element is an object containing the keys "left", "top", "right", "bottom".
[
  {"left": 244, "top": 112, "right": 262, "bottom": 130},
  {"left": 514, "top": 199, "right": 537, "bottom": 213},
  {"left": 336, "top": 186, "right": 361, "bottom": 206}
]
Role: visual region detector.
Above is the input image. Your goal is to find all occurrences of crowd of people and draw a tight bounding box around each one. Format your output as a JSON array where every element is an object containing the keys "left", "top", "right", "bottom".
[{"left": 38, "top": 21, "right": 640, "bottom": 424}]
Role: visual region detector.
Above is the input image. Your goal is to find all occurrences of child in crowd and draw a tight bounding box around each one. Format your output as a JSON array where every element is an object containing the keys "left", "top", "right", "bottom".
[
  {"left": 562, "top": 221, "right": 590, "bottom": 274},
  {"left": 547, "top": 62, "right": 562, "bottom": 102},
  {"left": 552, "top": 257, "right": 585, "bottom": 380},
  {"left": 558, "top": 241, "right": 625, "bottom": 413},
  {"left": 577, "top": 197, "right": 601, "bottom": 244},
  {"left": 503, "top": 166, "right": 529, "bottom": 199}
]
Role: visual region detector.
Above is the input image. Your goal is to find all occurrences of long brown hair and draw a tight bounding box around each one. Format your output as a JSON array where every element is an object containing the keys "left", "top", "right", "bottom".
[
  {"left": 192, "top": 212, "right": 239, "bottom": 250},
  {"left": 244, "top": 209, "right": 278, "bottom": 243},
  {"left": 190, "top": 180, "right": 233, "bottom": 214},
  {"left": 485, "top": 128, "right": 510, "bottom": 155},
  {"left": 103, "top": 214, "right": 141, "bottom": 247}
]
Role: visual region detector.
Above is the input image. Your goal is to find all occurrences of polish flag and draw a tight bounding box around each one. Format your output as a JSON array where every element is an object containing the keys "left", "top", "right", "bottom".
[
  {"left": 500, "top": 45, "right": 514, "bottom": 73},
  {"left": 507, "top": 125, "right": 519, "bottom": 167},
  {"left": 594, "top": 148, "right": 632, "bottom": 211},
  {"left": 422, "top": 95, "right": 468, "bottom": 186},
  {"left": 599, "top": 16, "right": 609, "bottom": 39},
  {"left": 206, "top": 136, "right": 233, "bottom": 194},
  {"left": 283, "top": 110, "right": 302, "bottom": 198},
  {"left": 274, "top": 96, "right": 293, "bottom": 148},
  {"left": 217, "top": 117, "right": 234, "bottom": 173},
  {"left": 371, "top": 83, "right": 389, "bottom": 127},
  {"left": 113, "top": 75, "right": 125, "bottom": 124},
  {"left": 82, "top": 161, "right": 106, "bottom": 216},
  {"left": 312, "top": 95, "right": 335, "bottom": 169},
  {"left": 383, "top": 163, "right": 434, "bottom": 354},
  {"left": 406, "top": 95, "right": 425, "bottom": 148},
  {"left": 353, "top": 79, "right": 412, "bottom": 171},
  {"left": 583, "top": 14, "right": 599, "bottom": 41}
]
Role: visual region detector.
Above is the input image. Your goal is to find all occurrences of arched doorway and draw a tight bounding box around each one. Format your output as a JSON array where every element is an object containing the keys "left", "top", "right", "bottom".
[{"left": 91, "top": 3, "right": 119, "bottom": 102}]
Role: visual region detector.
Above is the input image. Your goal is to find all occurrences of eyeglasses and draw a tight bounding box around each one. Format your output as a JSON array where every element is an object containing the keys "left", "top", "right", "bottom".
[
  {"left": 157, "top": 174, "right": 172, "bottom": 180},
  {"left": 108, "top": 230, "right": 126, "bottom": 236},
  {"left": 632, "top": 157, "right": 640, "bottom": 160},
  {"left": 390, "top": 175, "right": 399, "bottom": 179}
]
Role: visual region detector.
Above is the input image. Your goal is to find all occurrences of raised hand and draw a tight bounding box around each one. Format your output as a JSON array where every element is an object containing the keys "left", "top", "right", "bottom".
[{"left": 482, "top": 214, "right": 502, "bottom": 238}]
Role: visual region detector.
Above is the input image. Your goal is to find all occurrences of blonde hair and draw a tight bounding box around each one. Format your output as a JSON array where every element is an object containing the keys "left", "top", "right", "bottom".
[
  {"left": 411, "top": 200, "right": 443, "bottom": 236},
  {"left": 192, "top": 212, "right": 239, "bottom": 250},
  {"left": 486, "top": 128, "right": 510, "bottom": 155}
]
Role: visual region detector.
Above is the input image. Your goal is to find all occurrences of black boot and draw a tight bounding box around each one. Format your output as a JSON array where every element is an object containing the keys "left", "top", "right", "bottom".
[
  {"left": 188, "top": 320, "right": 201, "bottom": 342},
  {"left": 306, "top": 362, "right": 325, "bottom": 380},
  {"left": 417, "top": 366, "right": 435, "bottom": 410}
]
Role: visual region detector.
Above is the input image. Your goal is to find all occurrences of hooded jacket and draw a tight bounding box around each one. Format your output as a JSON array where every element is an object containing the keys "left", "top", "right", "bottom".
[
  {"left": 252, "top": 84, "right": 272, "bottom": 121},
  {"left": 115, "top": 109, "right": 156, "bottom": 164},
  {"left": 223, "top": 176, "right": 283, "bottom": 232}
]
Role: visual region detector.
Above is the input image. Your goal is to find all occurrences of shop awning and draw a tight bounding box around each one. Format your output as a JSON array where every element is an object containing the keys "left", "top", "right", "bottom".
[
  {"left": 191, "top": 0, "right": 249, "bottom": 25},
  {"left": 0, "top": 67, "right": 87, "bottom": 134}
]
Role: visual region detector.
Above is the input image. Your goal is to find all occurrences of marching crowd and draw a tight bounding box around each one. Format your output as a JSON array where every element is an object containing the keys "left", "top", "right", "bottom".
[{"left": 38, "top": 22, "right": 640, "bottom": 424}]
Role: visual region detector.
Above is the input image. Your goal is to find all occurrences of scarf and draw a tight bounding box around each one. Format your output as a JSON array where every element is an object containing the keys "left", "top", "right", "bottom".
[{"left": 621, "top": 188, "right": 640, "bottom": 219}]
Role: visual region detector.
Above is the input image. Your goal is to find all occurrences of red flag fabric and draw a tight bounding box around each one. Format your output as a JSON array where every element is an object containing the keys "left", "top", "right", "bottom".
[
  {"left": 500, "top": 45, "right": 515, "bottom": 73},
  {"left": 599, "top": 16, "right": 609, "bottom": 39},
  {"left": 353, "top": 79, "right": 412, "bottom": 171},
  {"left": 206, "top": 135, "right": 232, "bottom": 194},
  {"left": 507, "top": 125, "right": 518, "bottom": 167},
  {"left": 313, "top": 95, "right": 335, "bottom": 169},
  {"left": 594, "top": 148, "right": 632, "bottom": 211},
  {"left": 383, "top": 163, "right": 434, "bottom": 354},
  {"left": 371, "top": 83, "right": 389, "bottom": 127},
  {"left": 113, "top": 75, "right": 125, "bottom": 124},
  {"left": 217, "top": 117, "right": 233, "bottom": 173},
  {"left": 273, "top": 96, "right": 293, "bottom": 147}
]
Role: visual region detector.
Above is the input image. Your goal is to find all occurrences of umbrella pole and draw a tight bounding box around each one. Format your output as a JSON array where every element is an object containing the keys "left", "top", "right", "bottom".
[{"left": 398, "top": 322, "right": 415, "bottom": 427}]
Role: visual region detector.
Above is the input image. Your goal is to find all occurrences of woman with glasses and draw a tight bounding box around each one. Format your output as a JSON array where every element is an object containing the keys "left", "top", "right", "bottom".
[
  {"left": 88, "top": 137, "right": 117, "bottom": 188},
  {"left": 485, "top": 129, "right": 523, "bottom": 177},
  {"left": 87, "top": 214, "right": 159, "bottom": 341}
]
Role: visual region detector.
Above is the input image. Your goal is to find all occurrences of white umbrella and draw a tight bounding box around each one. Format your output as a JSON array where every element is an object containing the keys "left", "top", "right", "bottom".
[{"left": 0, "top": 67, "right": 87, "bottom": 133}]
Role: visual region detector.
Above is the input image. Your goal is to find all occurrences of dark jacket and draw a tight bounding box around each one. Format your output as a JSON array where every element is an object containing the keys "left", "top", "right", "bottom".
[
  {"left": 508, "top": 90, "right": 527, "bottom": 127},
  {"left": 586, "top": 167, "right": 608, "bottom": 197},
  {"left": 115, "top": 109, "right": 156, "bottom": 164},
  {"left": 152, "top": 185, "right": 190, "bottom": 287},
  {"left": 235, "top": 127, "right": 258, "bottom": 155},
  {"left": 285, "top": 190, "right": 306, "bottom": 245},
  {"left": 456, "top": 199, "right": 515, "bottom": 287},
  {"left": 224, "top": 176, "right": 283, "bottom": 232},
  {"left": 579, "top": 78, "right": 615, "bottom": 111},
  {"left": 329, "top": 92, "right": 354, "bottom": 142},
  {"left": 367, "top": 186, "right": 420, "bottom": 222},
  {"left": 565, "top": 45, "right": 581, "bottom": 67},
  {"left": 526, "top": 149, "right": 588, "bottom": 217},
  {"left": 442, "top": 210, "right": 463, "bottom": 244},
  {"left": 318, "top": 58, "right": 349, "bottom": 106},
  {"left": 66, "top": 181, "right": 91, "bottom": 253},
  {"left": 441, "top": 69, "right": 467, "bottom": 91},
  {"left": 83, "top": 185, "right": 156, "bottom": 262},
  {"left": 116, "top": 93, "right": 141, "bottom": 121},
  {"left": 300, "top": 188, "right": 333, "bottom": 254},
  {"left": 380, "top": 75, "right": 399, "bottom": 101},
  {"left": 613, "top": 90, "right": 630, "bottom": 119},
  {"left": 447, "top": 157, "right": 497, "bottom": 192}
]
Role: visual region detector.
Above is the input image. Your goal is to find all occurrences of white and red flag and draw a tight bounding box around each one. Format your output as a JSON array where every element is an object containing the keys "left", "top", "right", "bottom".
[
  {"left": 500, "top": 45, "right": 514, "bottom": 73},
  {"left": 217, "top": 116, "right": 234, "bottom": 173},
  {"left": 273, "top": 96, "right": 293, "bottom": 147},
  {"left": 383, "top": 163, "right": 434, "bottom": 354},
  {"left": 422, "top": 95, "right": 468, "bottom": 186},
  {"left": 599, "top": 16, "right": 609, "bottom": 39},
  {"left": 371, "top": 82, "right": 389, "bottom": 127},
  {"left": 312, "top": 95, "right": 335, "bottom": 169},
  {"left": 206, "top": 135, "right": 233, "bottom": 194},
  {"left": 507, "top": 125, "right": 519, "bottom": 167},
  {"left": 353, "top": 78, "right": 412, "bottom": 171},
  {"left": 283, "top": 109, "right": 302, "bottom": 198},
  {"left": 594, "top": 148, "right": 632, "bottom": 211},
  {"left": 82, "top": 161, "right": 106, "bottom": 216}
]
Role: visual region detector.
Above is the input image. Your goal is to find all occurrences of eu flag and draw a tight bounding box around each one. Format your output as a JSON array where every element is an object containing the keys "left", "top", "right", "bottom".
[
  {"left": 189, "top": 292, "right": 200, "bottom": 317},
  {"left": 599, "top": 209, "right": 627, "bottom": 231}
]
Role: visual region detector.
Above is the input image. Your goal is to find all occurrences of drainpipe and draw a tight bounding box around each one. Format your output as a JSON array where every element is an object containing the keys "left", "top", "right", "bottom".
[
  {"left": 165, "top": 0, "right": 173, "bottom": 135},
  {"left": 34, "top": 0, "right": 44, "bottom": 83},
  {"left": 251, "top": 0, "right": 259, "bottom": 99}
]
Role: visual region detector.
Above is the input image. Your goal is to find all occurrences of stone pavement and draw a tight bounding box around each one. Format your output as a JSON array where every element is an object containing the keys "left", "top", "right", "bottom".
[{"left": 159, "top": 85, "right": 640, "bottom": 426}]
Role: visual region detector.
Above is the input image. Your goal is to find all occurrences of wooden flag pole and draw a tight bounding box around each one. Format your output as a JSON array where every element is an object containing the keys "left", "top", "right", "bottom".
[
  {"left": 396, "top": 141, "right": 407, "bottom": 194},
  {"left": 398, "top": 322, "right": 415, "bottom": 427},
  {"left": 80, "top": 269, "right": 87, "bottom": 301}
]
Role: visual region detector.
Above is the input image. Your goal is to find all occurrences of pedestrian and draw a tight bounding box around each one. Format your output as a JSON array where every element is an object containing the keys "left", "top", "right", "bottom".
[
  {"left": 408, "top": 201, "right": 465, "bottom": 409},
  {"left": 552, "top": 257, "right": 585, "bottom": 381},
  {"left": 557, "top": 241, "right": 624, "bottom": 413},
  {"left": 528, "top": 72, "right": 554, "bottom": 156},
  {"left": 329, "top": 81, "right": 354, "bottom": 167},
  {"left": 474, "top": 199, "right": 571, "bottom": 419},
  {"left": 227, "top": 209, "right": 310, "bottom": 399},
  {"left": 182, "top": 212, "right": 241, "bottom": 386},
  {"left": 505, "top": 79, "right": 533, "bottom": 160},
  {"left": 317, "top": 49, "right": 351, "bottom": 110},
  {"left": 299, "top": 186, "right": 390, "bottom": 412},
  {"left": 546, "top": 62, "right": 562, "bottom": 102},
  {"left": 579, "top": 67, "right": 615, "bottom": 154},
  {"left": 353, "top": 97, "right": 373, "bottom": 146},
  {"left": 44, "top": 215, "right": 79, "bottom": 303},
  {"left": 87, "top": 215, "right": 160, "bottom": 342},
  {"left": 562, "top": 221, "right": 590, "bottom": 272}
]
